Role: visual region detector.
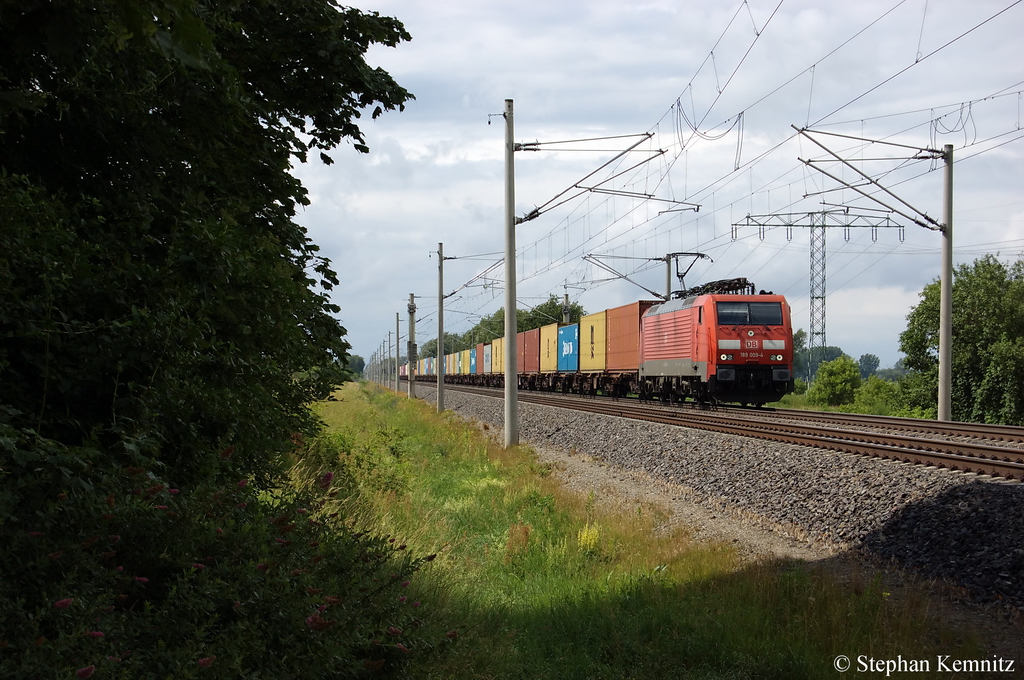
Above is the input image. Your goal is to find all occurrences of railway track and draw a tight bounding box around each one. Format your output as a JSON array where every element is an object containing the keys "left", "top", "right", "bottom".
[{"left": 421, "top": 382, "right": 1024, "bottom": 481}]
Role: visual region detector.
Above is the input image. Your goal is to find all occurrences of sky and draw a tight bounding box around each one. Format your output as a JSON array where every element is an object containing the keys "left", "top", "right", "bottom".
[{"left": 293, "top": 0, "right": 1024, "bottom": 370}]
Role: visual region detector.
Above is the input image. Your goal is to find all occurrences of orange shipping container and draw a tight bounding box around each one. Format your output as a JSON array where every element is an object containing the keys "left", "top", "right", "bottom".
[
  {"left": 606, "top": 301, "right": 658, "bottom": 371},
  {"left": 523, "top": 328, "right": 540, "bottom": 373},
  {"left": 476, "top": 343, "right": 486, "bottom": 374}
]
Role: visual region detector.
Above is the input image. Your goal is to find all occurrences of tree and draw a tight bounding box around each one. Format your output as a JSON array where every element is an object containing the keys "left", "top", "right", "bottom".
[
  {"left": 419, "top": 333, "right": 467, "bottom": 358},
  {"left": 0, "top": 0, "right": 413, "bottom": 482},
  {"left": 519, "top": 295, "right": 586, "bottom": 330},
  {"left": 858, "top": 353, "right": 880, "bottom": 380},
  {"left": 853, "top": 375, "right": 899, "bottom": 415},
  {"left": 422, "top": 295, "right": 587, "bottom": 356},
  {"left": 806, "top": 355, "right": 861, "bottom": 407},
  {"left": 794, "top": 340, "right": 846, "bottom": 381},
  {"left": 899, "top": 255, "right": 1024, "bottom": 424},
  {"left": 347, "top": 355, "right": 366, "bottom": 376},
  {"left": 792, "top": 328, "right": 808, "bottom": 379},
  {"left": 875, "top": 358, "right": 909, "bottom": 382}
]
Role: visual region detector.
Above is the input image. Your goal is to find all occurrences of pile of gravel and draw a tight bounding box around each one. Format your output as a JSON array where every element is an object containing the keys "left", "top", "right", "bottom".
[{"left": 420, "top": 386, "right": 1024, "bottom": 608}]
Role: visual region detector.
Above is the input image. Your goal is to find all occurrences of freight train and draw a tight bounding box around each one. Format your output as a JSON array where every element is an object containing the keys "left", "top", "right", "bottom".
[{"left": 405, "top": 278, "right": 795, "bottom": 406}]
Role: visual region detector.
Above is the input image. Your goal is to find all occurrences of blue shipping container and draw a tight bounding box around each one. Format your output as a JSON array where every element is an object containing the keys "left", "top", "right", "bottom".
[
  {"left": 557, "top": 324, "right": 580, "bottom": 372},
  {"left": 470, "top": 348, "right": 477, "bottom": 374}
]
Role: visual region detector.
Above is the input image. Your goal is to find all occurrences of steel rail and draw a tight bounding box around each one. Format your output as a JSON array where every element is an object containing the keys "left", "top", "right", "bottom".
[{"left": 432, "top": 383, "right": 1024, "bottom": 480}]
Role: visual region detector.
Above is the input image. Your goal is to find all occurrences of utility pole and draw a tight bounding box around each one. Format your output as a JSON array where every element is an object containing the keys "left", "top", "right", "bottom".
[
  {"left": 503, "top": 98, "right": 518, "bottom": 447},
  {"left": 794, "top": 127, "right": 951, "bottom": 417},
  {"left": 394, "top": 313, "right": 400, "bottom": 392},
  {"left": 386, "top": 332, "right": 392, "bottom": 390},
  {"left": 938, "top": 145, "right": 953, "bottom": 421},
  {"left": 407, "top": 293, "right": 417, "bottom": 399},
  {"left": 437, "top": 242, "right": 445, "bottom": 411}
]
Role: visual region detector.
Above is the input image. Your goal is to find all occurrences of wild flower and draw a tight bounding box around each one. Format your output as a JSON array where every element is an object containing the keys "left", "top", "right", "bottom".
[
  {"left": 198, "top": 656, "right": 216, "bottom": 668},
  {"left": 400, "top": 581, "right": 410, "bottom": 588},
  {"left": 28, "top": 531, "right": 43, "bottom": 537},
  {"left": 192, "top": 563, "right": 205, "bottom": 570},
  {"left": 386, "top": 626, "right": 401, "bottom": 636},
  {"left": 318, "top": 472, "right": 334, "bottom": 489},
  {"left": 53, "top": 598, "right": 74, "bottom": 609},
  {"left": 135, "top": 577, "right": 149, "bottom": 583},
  {"left": 237, "top": 479, "right": 248, "bottom": 488},
  {"left": 86, "top": 631, "right": 104, "bottom": 638},
  {"left": 305, "top": 613, "right": 334, "bottom": 631},
  {"left": 76, "top": 666, "right": 95, "bottom": 678}
]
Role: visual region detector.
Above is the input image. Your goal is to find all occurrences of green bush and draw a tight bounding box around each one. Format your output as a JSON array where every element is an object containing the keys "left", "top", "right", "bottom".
[
  {"left": 852, "top": 375, "right": 899, "bottom": 415},
  {"left": 806, "top": 356, "right": 861, "bottom": 407},
  {"left": 0, "top": 426, "right": 439, "bottom": 679}
]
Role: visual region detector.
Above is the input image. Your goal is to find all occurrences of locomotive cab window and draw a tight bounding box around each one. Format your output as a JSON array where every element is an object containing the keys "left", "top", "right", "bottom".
[{"left": 716, "top": 301, "right": 783, "bottom": 325}]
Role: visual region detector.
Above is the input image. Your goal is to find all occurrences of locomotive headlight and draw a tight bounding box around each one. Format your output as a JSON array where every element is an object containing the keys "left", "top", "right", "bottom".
[{"left": 720, "top": 353, "right": 733, "bottom": 361}]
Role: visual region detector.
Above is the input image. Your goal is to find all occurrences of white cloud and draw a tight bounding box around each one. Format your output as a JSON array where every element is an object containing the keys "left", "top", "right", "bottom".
[{"left": 294, "top": 0, "right": 1024, "bottom": 362}]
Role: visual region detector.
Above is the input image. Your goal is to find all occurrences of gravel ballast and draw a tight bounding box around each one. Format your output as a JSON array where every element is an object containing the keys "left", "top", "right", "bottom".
[{"left": 420, "top": 386, "right": 1024, "bottom": 609}]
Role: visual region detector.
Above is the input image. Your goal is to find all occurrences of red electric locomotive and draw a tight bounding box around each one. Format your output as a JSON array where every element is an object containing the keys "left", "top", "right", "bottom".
[{"left": 639, "top": 278, "right": 794, "bottom": 405}]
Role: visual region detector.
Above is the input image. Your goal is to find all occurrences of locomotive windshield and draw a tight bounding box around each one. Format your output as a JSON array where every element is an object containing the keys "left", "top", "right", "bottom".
[{"left": 716, "top": 301, "right": 784, "bottom": 325}]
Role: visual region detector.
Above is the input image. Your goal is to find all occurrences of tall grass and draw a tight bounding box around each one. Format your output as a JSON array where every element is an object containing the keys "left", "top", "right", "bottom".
[{"left": 304, "top": 383, "right": 984, "bottom": 678}]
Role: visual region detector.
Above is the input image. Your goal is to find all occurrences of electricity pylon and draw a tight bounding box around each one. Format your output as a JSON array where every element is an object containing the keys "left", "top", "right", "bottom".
[{"left": 734, "top": 209, "right": 902, "bottom": 379}]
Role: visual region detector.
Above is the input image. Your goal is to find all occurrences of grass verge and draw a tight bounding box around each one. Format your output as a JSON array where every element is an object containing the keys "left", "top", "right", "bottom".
[{"left": 305, "top": 382, "right": 986, "bottom": 679}]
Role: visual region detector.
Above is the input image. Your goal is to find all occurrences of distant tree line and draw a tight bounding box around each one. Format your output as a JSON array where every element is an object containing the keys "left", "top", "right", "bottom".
[{"left": 419, "top": 295, "right": 586, "bottom": 358}]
